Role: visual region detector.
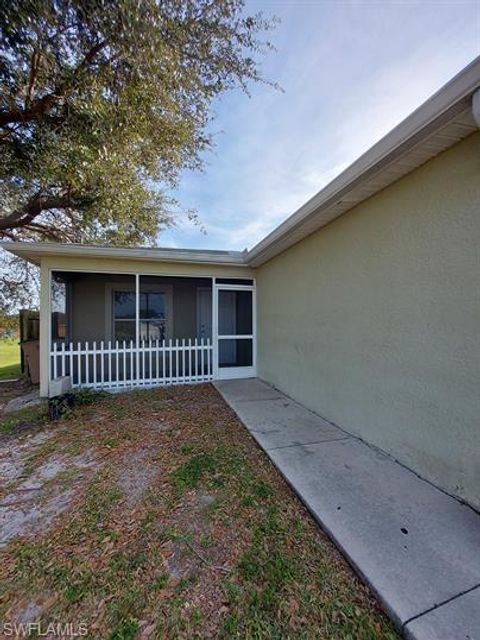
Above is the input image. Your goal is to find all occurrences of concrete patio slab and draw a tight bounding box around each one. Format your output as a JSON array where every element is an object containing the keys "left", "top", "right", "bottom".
[
  {"left": 404, "top": 586, "right": 480, "bottom": 640},
  {"left": 227, "top": 395, "right": 347, "bottom": 450},
  {"left": 215, "top": 378, "right": 283, "bottom": 403},
  {"left": 215, "top": 378, "right": 480, "bottom": 639},
  {"left": 268, "top": 438, "right": 480, "bottom": 627}
]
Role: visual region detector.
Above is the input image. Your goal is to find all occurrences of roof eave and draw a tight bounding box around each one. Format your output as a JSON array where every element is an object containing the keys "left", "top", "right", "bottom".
[{"left": 0, "top": 242, "right": 249, "bottom": 267}]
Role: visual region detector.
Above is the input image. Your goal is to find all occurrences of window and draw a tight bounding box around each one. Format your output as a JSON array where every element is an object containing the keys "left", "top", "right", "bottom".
[
  {"left": 113, "top": 291, "right": 167, "bottom": 342},
  {"left": 51, "top": 277, "right": 68, "bottom": 341}
]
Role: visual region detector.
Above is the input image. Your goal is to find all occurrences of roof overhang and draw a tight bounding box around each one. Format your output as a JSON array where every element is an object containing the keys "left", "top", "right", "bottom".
[{"left": 0, "top": 241, "right": 248, "bottom": 267}]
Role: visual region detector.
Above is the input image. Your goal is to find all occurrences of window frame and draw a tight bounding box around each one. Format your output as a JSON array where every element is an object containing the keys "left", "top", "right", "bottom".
[
  {"left": 213, "top": 280, "right": 256, "bottom": 380},
  {"left": 105, "top": 282, "right": 173, "bottom": 343}
]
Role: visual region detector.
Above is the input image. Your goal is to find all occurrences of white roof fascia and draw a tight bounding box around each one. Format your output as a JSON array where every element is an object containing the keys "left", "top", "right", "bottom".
[{"left": 0, "top": 242, "right": 248, "bottom": 267}]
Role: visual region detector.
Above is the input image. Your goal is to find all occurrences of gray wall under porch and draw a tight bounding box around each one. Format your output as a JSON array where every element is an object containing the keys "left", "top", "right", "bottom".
[{"left": 58, "top": 273, "right": 211, "bottom": 344}]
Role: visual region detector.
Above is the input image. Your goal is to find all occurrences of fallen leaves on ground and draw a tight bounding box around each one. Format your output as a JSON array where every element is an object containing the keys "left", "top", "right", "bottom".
[{"left": 0, "top": 384, "right": 397, "bottom": 639}]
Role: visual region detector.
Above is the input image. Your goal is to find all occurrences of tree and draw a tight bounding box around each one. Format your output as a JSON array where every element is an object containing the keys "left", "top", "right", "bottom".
[
  {"left": 0, "top": 0, "right": 276, "bottom": 310},
  {"left": 0, "top": 309, "right": 19, "bottom": 338},
  {"left": 0, "top": 0, "right": 275, "bottom": 245},
  {"left": 0, "top": 255, "right": 39, "bottom": 312}
]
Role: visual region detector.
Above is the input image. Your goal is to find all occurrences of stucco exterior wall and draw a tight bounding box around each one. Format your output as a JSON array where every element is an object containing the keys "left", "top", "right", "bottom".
[
  {"left": 256, "top": 131, "right": 480, "bottom": 509},
  {"left": 39, "top": 254, "right": 254, "bottom": 279}
]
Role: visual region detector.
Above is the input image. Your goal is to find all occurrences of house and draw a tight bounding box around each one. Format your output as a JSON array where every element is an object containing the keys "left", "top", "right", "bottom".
[{"left": 2, "top": 56, "right": 480, "bottom": 510}]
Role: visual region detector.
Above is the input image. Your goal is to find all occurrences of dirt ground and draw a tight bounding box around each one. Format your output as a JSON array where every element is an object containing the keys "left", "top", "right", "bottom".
[
  {"left": 0, "top": 378, "right": 37, "bottom": 412},
  {"left": 0, "top": 384, "right": 397, "bottom": 639}
]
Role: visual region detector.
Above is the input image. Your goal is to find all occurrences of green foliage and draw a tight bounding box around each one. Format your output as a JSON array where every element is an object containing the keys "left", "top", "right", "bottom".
[
  {"left": 171, "top": 452, "right": 215, "bottom": 492},
  {"left": 71, "top": 386, "right": 109, "bottom": 405},
  {"left": 0, "top": 313, "right": 18, "bottom": 337},
  {"left": 153, "top": 573, "right": 169, "bottom": 590},
  {"left": 252, "top": 481, "right": 274, "bottom": 499},
  {"left": 108, "top": 619, "right": 139, "bottom": 640},
  {"left": 0, "top": 0, "right": 276, "bottom": 246}
]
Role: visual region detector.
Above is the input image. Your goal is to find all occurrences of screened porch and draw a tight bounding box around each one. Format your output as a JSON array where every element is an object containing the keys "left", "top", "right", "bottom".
[{"left": 49, "top": 271, "right": 255, "bottom": 391}]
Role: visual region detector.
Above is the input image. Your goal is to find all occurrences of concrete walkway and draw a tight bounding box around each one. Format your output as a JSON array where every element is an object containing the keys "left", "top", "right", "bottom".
[{"left": 215, "top": 378, "right": 480, "bottom": 640}]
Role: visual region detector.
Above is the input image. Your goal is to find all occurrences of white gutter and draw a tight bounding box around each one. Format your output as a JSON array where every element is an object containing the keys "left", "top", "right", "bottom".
[{"left": 0, "top": 241, "right": 249, "bottom": 267}]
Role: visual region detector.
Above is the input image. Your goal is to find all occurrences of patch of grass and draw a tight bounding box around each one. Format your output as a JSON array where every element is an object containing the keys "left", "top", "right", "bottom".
[
  {"left": 111, "top": 405, "right": 128, "bottom": 420},
  {"left": 71, "top": 387, "right": 110, "bottom": 405},
  {"left": 153, "top": 573, "right": 169, "bottom": 590},
  {"left": 97, "top": 529, "right": 120, "bottom": 544},
  {"left": 171, "top": 453, "right": 215, "bottom": 492},
  {"left": 23, "top": 438, "right": 57, "bottom": 473},
  {"left": 108, "top": 618, "right": 139, "bottom": 640},
  {"left": 53, "top": 468, "right": 79, "bottom": 487},
  {"left": 83, "top": 482, "right": 122, "bottom": 526},
  {"left": 190, "top": 607, "right": 202, "bottom": 626},
  {"left": 12, "top": 542, "right": 51, "bottom": 583},
  {"left": 0, "top": 339, "right": 21, "bottom": 380},
  {"left": 64, "top": 571, "right": 94, "bottom": 604},
  {"left": 107, "top": 585, "right": 142, "bottom": 631},
  {"left": 160, "top": 526, "right": 193, "bottom": 544},
  {"left": 180, "top": 444, "right": 194, "bottom": 454},
  {"left": 252, "top": 481, "right": 274, "bottom": 499},
  {"left": 199, "top": 534, "right": 212, "bottom": 549},
  {"left": 176, "top": 574, "right": 198, "bottom": 592},
  {"left": 222, "top": 613, "right": 239, "bottom": 636},
  {"left": 0, "top": 403, "right": 48, "bottom": 436},
  {"left": 102, "top": 434, "right": 130, "bottom": 449},
  {"left": 241, "top": 481, "right": 275, "bottom": 508}
]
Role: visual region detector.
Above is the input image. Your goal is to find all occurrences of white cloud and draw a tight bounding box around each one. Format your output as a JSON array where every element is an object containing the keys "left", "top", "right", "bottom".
[{"left": 159, "top": 0, "right": 480, "bottom": 251}]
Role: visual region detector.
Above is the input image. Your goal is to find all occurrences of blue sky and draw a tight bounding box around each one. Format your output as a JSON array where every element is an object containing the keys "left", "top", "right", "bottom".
[{"left": 160, "top": 0, "right": 480, "bottom": 251}]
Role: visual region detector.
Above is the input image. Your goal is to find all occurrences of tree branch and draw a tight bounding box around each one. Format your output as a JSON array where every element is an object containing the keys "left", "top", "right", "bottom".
[
  {"left": 0, "top": 192, "right": 73, "bottom": 232},
  {"left": 25, "top": 50, "right": 42, "bottom": 108},
  {"left": 0, "top": 41, "right": 107, "bottom": 128},
  {"left": 23, "top": 222, "right": 65, "bottom": 241},
  {"left": 0, "top": 228, "right": 17, "bottom": 240},
  {"left": 0, "top": 94, "right": 57, "bottom": 127},
  {"left": 74, "top": 40, "right": 107, "bottom": 75}
]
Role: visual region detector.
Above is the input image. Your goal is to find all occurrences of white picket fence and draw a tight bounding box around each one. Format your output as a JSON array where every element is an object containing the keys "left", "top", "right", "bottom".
[{"left": 50, "top": 338, "right": 213, "bottom": 390}]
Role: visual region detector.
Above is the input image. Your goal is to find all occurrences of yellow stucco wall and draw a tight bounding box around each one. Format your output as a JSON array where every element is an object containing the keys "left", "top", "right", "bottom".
[
  {"left": 256, "top": 131, "right": 480, "bottom": 508},
  {"left": 39, "top": 255, "right": 254, "bottom": 278}
]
